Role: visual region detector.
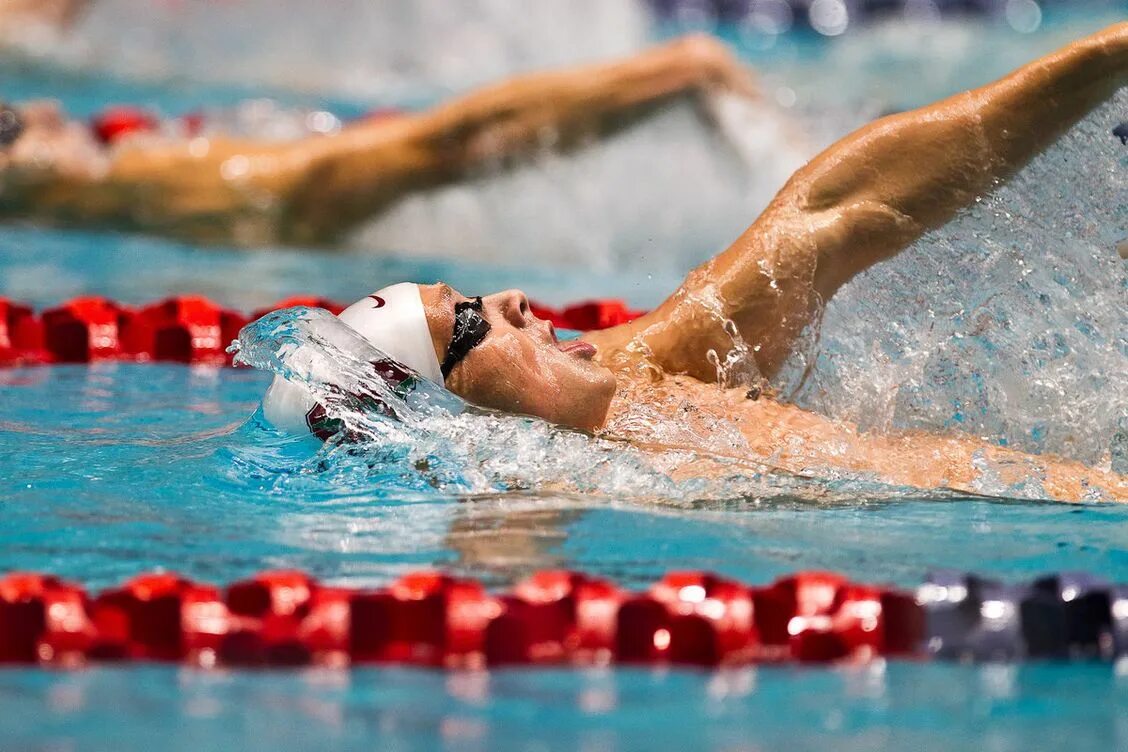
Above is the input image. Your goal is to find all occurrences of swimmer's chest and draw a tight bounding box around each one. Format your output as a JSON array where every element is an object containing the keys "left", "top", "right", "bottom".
[{"left": 605, "top": 373, "right": 856, "bottom": 462}]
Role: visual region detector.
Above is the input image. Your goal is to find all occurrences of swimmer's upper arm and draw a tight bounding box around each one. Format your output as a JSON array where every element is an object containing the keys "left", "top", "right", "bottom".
[{"left": 800, "top": 22, "right": 1128, "bottom": 295}]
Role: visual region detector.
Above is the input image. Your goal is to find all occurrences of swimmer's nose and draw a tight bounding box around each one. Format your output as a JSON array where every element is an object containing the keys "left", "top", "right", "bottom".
[{"left": 490, "top": 289, "right": 531, "bottom": 328}]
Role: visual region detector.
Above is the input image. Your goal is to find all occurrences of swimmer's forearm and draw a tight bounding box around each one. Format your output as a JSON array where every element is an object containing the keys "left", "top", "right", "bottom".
[
  {"left": 410, "top": 34, "right": 757, "bottom": 168},
  {"left": 281, "top": 36, "right": 756, "bottom": 241},
  {"left": 801, "top": 22, "right": 1128, "bottom": 292},
  {"left": 0, "top": 0, "right": 88, "bottom": 27},
  {"left": 971, "top": 22, "right": 1128, "bottom": 171}
]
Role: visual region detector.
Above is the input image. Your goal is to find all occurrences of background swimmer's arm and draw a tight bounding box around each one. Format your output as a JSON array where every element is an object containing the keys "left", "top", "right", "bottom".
[
  {"left": 0, "top": 0, "right": 89, "bottom": 29},
  {"left": 280, "top": 35, "right": 758, "bottom": 243},
  {"left": 589, "top": 23, "right": 1128, "bottom": 382},
  {"left": 411, "top": 33, "right": 758, "bottom": 158}
]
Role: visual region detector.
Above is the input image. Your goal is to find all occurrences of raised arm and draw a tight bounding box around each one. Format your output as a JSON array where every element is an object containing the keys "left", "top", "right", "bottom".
[
  {"left": 0, "top": 0, "right": 88, "bottom": 31},
  {"left": 280, "top": 35, "right": 757, "bottom": 243},
  {"left": 592, "top": 23, "right": 1128, "bottom": 382}
]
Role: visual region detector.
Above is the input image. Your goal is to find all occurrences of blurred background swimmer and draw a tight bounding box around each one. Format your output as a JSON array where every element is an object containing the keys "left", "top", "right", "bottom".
[
  {"left": 0, "top": 36, "right": 794, "bottom": 247},
  {"left": 0, "top": 0, "right": 87, "bottom": 35}
]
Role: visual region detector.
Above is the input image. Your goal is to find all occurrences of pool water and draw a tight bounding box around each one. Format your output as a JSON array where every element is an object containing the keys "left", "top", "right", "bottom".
[
  {"left": 3, "top": 6, "right": 1128, "bottom": 751},
  {"left": 1, "top": 664, "right": 1125, "bottom": 752}
]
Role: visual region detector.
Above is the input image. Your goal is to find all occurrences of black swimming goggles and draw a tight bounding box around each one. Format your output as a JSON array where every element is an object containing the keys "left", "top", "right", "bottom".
[
  {"left": 440, "top": 296, "right": 491, "bottom": 380},
  {"left": 0, "top": 102, "right": 24, "bottom": 148}
]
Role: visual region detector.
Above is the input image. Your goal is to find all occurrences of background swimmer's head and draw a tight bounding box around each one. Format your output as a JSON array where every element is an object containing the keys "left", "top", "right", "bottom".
[
  {"left": 420, "top": 283, "right": 617, "bottom": 431},
  {"left": 0, "top": 103, "right": 24, "bottom": 147}
]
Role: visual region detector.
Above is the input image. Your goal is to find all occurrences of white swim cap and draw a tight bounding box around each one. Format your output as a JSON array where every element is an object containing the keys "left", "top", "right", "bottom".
[{"left": 261, "top": 282, "right": 442, "bottom": 435}]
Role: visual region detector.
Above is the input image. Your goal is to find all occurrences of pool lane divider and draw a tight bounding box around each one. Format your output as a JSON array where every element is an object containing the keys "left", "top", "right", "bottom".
[
  {"left": 0, "top": 295, "right": 645, "bottom": 367},
  {"left": 0, "top": 569, "right": 1124, "bottom": 669}
]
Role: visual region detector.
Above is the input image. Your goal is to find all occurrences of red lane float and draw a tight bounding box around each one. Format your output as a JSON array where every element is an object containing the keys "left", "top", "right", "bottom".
[
  {"left": 0, "top": 295, "right": 646, "bottom": 367},
  {"left": 91, "top": 106, "right": 160, "bottom": 145},
  {"left": 530, "top": 299, "right": 645, "bottom": 331},
  {"left": 0, "top": 574, "right": 94, "bottom": 663},
  {"left": 250, "top": 296, "right": 346, "bottom": 320},
  {"left": 0, "top": 299, "right": 46, "bottom": 365},
  {"left": 33, "top": 296, "right": 249, "bottom": 365},
  {"left": 130, "top": 296, "right": 248, "bottom": 365},
  {"left": 0, "top": 569, "right": 925, "bottom": 670},
  {"left": 42, "top": 296, "right": 122, "bottom": 362}
]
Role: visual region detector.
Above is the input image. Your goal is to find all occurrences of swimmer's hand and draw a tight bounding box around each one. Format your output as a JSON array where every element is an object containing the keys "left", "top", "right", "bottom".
[{"left": 663, "top": 34, "right": 761, "bottom": 101}]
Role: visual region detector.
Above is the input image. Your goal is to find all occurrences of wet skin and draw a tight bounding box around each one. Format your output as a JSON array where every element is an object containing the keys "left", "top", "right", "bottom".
[
  {"left": 420, "top": 283, "right": 1127, "bottom": 503},
  {"left": 413, "top": 24, "right": 1128, "bottom": 502},
  {"left": 419, "top": 284, "right": 616, "bottom": 432},
  {"left": 0, "top": 0, "right": 87, "bottom": 31}
]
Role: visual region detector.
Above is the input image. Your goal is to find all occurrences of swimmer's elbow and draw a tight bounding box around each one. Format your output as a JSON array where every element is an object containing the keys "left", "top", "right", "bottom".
[{"left": 809, "top": 199, "right": 923, "bottom": 297}]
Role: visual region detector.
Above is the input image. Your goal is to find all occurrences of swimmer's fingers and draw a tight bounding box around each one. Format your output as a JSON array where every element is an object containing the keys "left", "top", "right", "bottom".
[
  {"left": 708, "top": 52, "right": 760, "bottom": 100},
  {"left": 707, "top": 57, "right": 761, "bottom": 100},
  {"left": 666, "top": 34, "right": 761, "bottom": 100}
]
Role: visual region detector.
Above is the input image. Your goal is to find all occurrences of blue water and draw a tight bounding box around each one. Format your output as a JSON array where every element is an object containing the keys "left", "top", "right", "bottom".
[
  {"left": 3, "top": 8, "right": 1128, "bottom": 751},
  {"left": 1, "top": 664, "right": 1125, "bottom": 752}
]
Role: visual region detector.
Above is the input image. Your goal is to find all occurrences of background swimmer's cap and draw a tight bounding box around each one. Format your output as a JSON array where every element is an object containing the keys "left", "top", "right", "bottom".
[
  {"left": 0, "top": 103, "right": 24, "bottom": 147},
  {"left": 261, "top": 282, "right": 442, "bottom": 435}
]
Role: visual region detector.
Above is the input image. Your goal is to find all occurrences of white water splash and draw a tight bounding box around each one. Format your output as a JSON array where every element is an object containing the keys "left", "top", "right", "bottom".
[
  {"left": 689, "top": 283, "right": 765, "bottom": 390},
  {"left": 785, "top": 90, "right": 1128, "bottom": 465},
  {"left": 231, "top": 306, "right": 930, "bottom": 504}
]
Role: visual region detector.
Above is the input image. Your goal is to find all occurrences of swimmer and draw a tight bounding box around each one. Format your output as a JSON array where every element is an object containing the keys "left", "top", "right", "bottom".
[
  {"left": 0, "top": 0, "right": 88, "bottom": 33},
  {"left": 264, "top": 23, "right": 1128, "bottom": 503},
  {"left": 0, "top": 36, "right": 759, "bottom": 245}
]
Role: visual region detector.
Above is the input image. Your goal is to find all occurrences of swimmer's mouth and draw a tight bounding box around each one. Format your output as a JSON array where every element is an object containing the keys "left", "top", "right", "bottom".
[
  {"left": 544, "top": 321, "right": 596, "bottom": 359},
  {"left": 557, "top": 340, "right": 597, "bottom": 359}
]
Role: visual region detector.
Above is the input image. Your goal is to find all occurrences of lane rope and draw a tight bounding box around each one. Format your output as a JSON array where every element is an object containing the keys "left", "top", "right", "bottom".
[
  {"left": 0, "top": 569, "right": 1124, "bottom": 668},
  {"left": 0, "top": 295, "right": 645, "bottom": 367}
]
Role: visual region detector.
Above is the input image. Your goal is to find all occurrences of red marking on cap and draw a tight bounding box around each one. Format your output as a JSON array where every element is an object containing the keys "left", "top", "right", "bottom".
[{"left": 368, "top": 296, "right": 386, "bottom": 309}]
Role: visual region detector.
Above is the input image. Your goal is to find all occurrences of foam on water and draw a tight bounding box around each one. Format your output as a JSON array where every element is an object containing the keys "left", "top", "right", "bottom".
[{"left": 784, "top": 90, "right": 1128, "bottom": 466}]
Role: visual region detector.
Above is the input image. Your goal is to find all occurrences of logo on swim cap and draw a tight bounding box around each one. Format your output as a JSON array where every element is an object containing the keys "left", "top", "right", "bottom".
[
  {"left": 301, "top": 357, "right": 420, "bottom": 440},
  {"left": 367, "top": 295, "right": 386, "bottom": 308}
]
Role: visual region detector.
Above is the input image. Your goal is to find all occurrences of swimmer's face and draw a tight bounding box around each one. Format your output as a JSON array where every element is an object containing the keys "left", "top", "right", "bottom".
[{"left": 420, "top": 284, "right": 617, "bottom": 431}]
